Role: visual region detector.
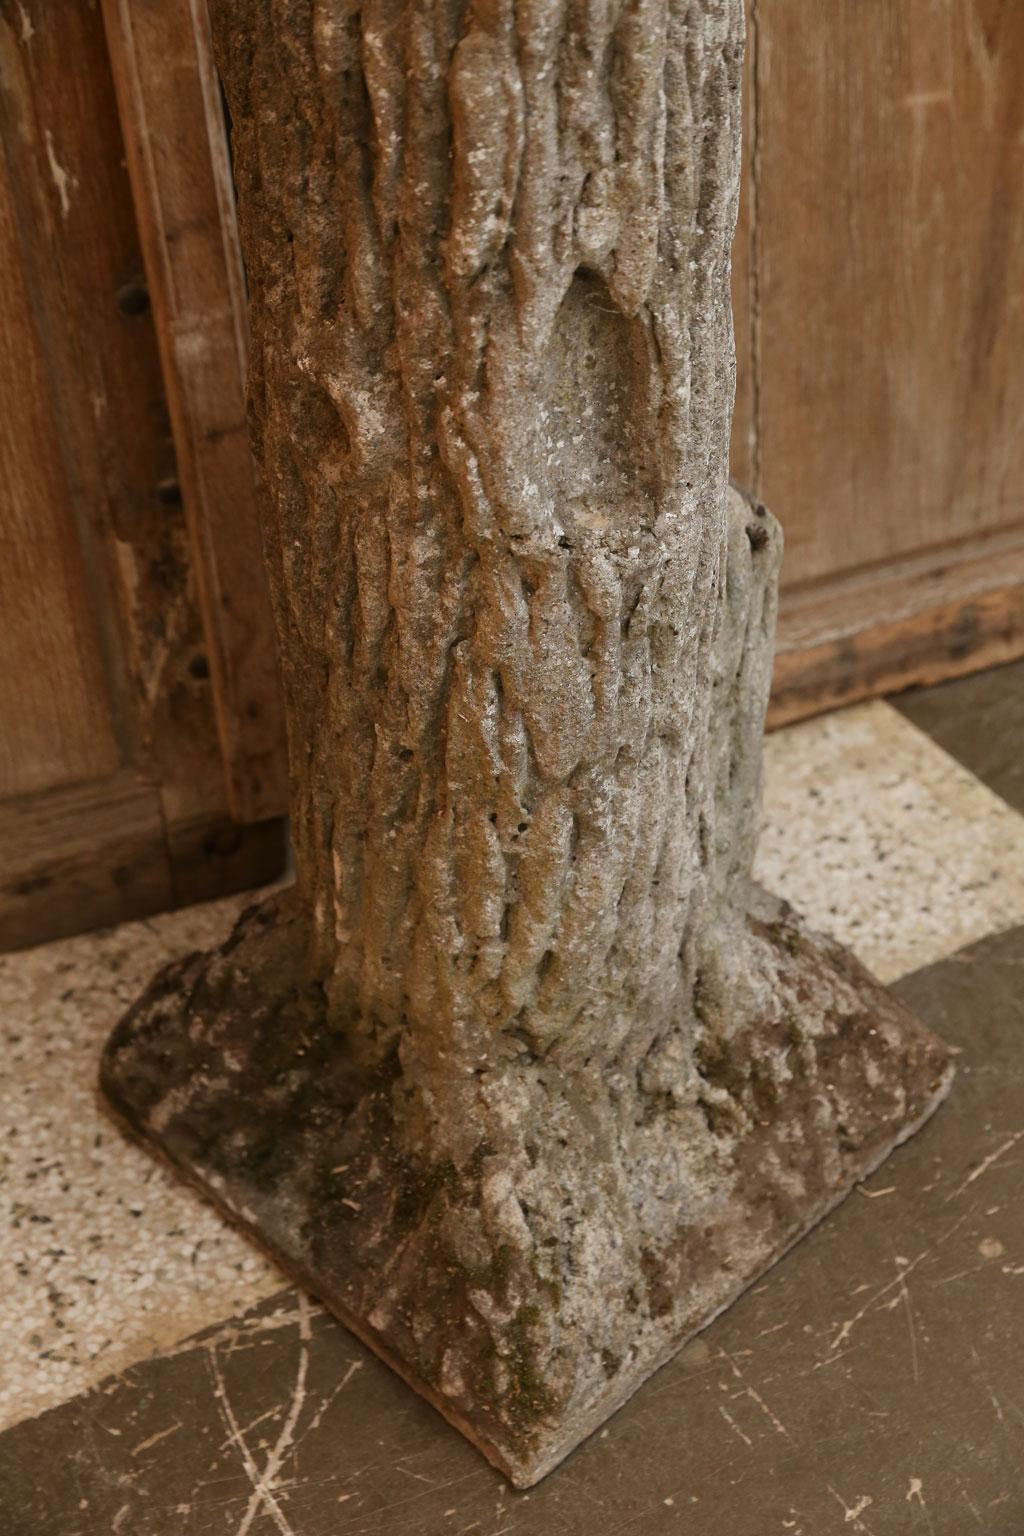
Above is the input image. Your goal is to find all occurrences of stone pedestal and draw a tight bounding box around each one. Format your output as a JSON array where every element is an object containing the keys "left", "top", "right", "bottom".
[{"left": 102, "top": 0, "right": 952, "bottom": 1488}]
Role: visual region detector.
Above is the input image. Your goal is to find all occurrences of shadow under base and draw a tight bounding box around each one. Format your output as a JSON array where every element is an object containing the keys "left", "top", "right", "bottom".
[{"left": 101, "top": 885, "right": 952, "bottom": 1487}]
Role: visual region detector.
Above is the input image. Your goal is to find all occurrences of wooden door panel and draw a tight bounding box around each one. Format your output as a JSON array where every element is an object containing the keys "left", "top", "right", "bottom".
[
  {"left": 0, "top": 1, "right": 285, "bottom": 949},
  {"left": 734, "top": 0, "right": 1024, "bottom": 581},
  {"left": 732, "top": 0, "right": 1024, "bottom": 719},
  {"left": 0, "top": 125, "right": 119, "bottom": 799}
]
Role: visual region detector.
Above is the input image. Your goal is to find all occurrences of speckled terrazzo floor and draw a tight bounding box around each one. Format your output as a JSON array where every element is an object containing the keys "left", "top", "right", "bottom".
[
  {"left": 0, "top": 893, "right": 282, "bottom": 1430},
  {"left": 2, "top": 670, "right": 1024, "bottom": 1535},
  {"left": 756, "top": 700, "right": 1024, "bottom": 982}
]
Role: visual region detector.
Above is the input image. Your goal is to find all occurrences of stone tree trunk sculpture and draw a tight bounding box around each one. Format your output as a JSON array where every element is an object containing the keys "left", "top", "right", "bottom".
[{"left": 103, "top": 0, "right": 952, "bottom": 1487}]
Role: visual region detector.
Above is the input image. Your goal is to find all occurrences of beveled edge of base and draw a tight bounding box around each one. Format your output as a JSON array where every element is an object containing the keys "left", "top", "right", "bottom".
[{"left": 101, "top": 1052, "right": 952, "bottom": 1488}]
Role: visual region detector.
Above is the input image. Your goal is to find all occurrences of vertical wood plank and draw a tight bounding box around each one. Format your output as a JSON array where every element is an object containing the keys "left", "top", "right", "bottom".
[
  {"left": 1, "top": 0, "right": 240, "bottom": 822},
  {"left": 0, "top": 18, "right": 122, "bottom": 797},
  {"left": 100, "top": 0, "right": 288, "bottom": 822}
]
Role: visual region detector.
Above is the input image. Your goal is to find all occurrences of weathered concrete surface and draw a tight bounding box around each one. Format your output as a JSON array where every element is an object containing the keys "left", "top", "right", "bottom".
[
  {"left": 101, "top": 863, "right": 950, "bottom": 1485},
  {"left": 101, "top": 0, "right": 952, "bottom": 1487}
]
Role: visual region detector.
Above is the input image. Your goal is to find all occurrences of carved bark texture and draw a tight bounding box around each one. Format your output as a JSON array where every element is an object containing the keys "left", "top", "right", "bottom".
[
  {"left": 103, "top": 0, "right": 953, "bottom": 1489},
  {"left": 213, "top": 0, "right": 754, "bottom": 1132}
]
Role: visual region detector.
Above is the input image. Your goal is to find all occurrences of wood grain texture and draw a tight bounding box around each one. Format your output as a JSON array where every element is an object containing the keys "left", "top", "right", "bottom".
[
  {"left": 728, "top": 0, "right": 1024, "bottom": 718},
  {"left": 744, "top": 0, "right": 1024, "bottom": 583},
  {"left": 0, "top": 772, "right": 286, "bottom": 950},
  {"left": 0, "top": 21, "right": 120, "bottom": 799},
  {"left": 771, "top": 584, "right": 1024, "bottom": 728},
  {"left": 0, "top": 0, "right": 218, "bottom": 804},
  {"left": 100, "top": 0, "right": 288, "bottom": 822},
  {"left": 0, "top": 0, "right": 286, "bottom": 948},
  {"left": 0, "top": 776, "right": 171, "bottom": 951},
  {"left": 768, "top": 524, "right": 1024, "bottom": 724}
]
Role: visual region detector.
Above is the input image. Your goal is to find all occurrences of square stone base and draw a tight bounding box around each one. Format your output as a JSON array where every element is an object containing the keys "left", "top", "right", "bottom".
[{"left": 100, "top": 886, "right": 952, "bottom": 1486}]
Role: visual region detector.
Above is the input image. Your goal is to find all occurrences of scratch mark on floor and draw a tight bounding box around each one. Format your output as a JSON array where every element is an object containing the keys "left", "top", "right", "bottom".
[
  {"left": 996, "top": 1385, "right": 1024, "bottom": 1430},
  {"left": 946, "top": 1129, "right": 1024, "bottom": 1203},
  {"left": 333, "top": 1467, "right": 484, "bottom": 1525},
  {"left": 719, "top": 1347, "right": 794, "bottom": 1442},
  {"left": 935, "top": 1210, "right": 970, "bottom": 1247},
  {"left": 137, "top": 1296, "right": 312, "bottom": 1374},
  {"left": 234, "top": 1293, "right": 312, "bottom": 1536},
  {"left": 827, "top": 1485, "right": 877, "bottom": 1534},
  {"left": 907, "top": 1476, "right": 936, "bottom": 1535},
  {"left": 718, "top": 1403, "right": 752, "bottom": 1448},
  {"left": 895, "top": 1261, "right": 921, "bottom": 1383},
  {"left": 215, "top": 1403, "right": 283, "bottom": 1455},
  {"left": 395, "top": 1464, "right": 438, "bottom": 1484},
  {"left": 828, "top": 1251, "right": 929, "bottom": 1353},
  {"left": 745, "top": 1382, "right": 791, "bottom": 1441},
  {"left": 302, "top": 1358, "right": 363, "bottom": 1441},
  {"left": 810, "top": 1343, "right": 859, "bottom": 1373},
  {"left": 957, "top": 1479, "right": 983, "bottom": 1525},
  {"left": 933, "top": 1261, "right": 993, "bottom": 1287},
  {"left": 130, "top": 1420, "right": 182, "bottom": 1456},
  {"left": 206, "top": 1326, "right": 296, "bottom": 1536},
  {"left": 755, "top": 1321, "right": 788, "bottom": 1340}
]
